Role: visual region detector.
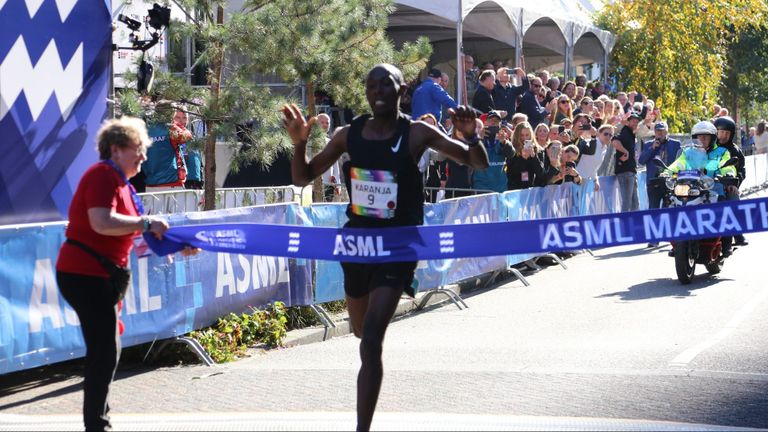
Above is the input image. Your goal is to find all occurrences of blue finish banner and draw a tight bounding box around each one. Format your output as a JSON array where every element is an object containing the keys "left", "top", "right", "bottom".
[
  {"left": 0, "top": 205, "right": 313, "bottom": 374},
  {"left": 0, "top": 0, "right": 111, "bottom": 225},
  {"left": 145, "top": 197, "right": 768, "bottom": 262}
]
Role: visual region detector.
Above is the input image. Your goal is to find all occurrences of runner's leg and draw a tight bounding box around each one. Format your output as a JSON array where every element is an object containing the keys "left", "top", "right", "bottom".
[
  {"left": 346, "top": 294, "right": 369, "bottom": 338},
  {"left": 356, "top": 283, "right": 404, "bottom": 431}
]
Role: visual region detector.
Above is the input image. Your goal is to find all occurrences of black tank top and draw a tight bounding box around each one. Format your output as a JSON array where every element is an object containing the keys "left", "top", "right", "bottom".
[{"left": 343, "top": 114, "right": 424, "bottom": 228}]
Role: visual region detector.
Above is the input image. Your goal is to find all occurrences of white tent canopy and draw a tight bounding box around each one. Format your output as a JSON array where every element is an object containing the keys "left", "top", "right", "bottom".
[{"left": 388, "top": 0, "right": 615, "bottom": 102}]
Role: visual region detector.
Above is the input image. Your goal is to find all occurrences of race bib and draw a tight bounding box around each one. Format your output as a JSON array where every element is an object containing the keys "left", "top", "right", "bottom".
[{"left": 350, "top": 167, "right": 398, "bottom": 219}]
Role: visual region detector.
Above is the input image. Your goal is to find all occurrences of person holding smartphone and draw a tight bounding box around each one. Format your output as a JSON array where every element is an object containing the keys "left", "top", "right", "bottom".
[
  {"left": 545, "top": 143, "right": 582, "bottom": 185},
  {"left": 613, "top": 111, "right": 642, "bottom": 212},
  {"left": 506, "top": 122, "right": 544, "bottom": 190},
  {"left": 471, "top": 111, "right": 515, "bottom": 192},
  {"left": 572, "top": 113, "right": 598, "bottom": 159}
]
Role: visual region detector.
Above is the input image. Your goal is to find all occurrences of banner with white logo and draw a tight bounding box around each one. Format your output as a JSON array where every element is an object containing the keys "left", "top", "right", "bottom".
[
  {"left": 0, "top": 0, "right": 111, "bottom": 225},
  {"left": 144, "top": 196, "right": 768, "bottom": 262},
  {"left": 0, "top": 204, "right": 313, "bottom": 374}
]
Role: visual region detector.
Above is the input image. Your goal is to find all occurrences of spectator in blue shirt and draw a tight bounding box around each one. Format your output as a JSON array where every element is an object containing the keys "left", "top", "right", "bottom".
[
  {"left": 638, "top": 121, "right": 681, "bottom": 222},
  {"left": 411, "top": 68, "right": 458, "bottom": 124},
  {"left": 516, "top": 77, "right": 556, "bottom": 129},
  {"left": 472, "top": 110, "right": 515, "bottom": 193}
]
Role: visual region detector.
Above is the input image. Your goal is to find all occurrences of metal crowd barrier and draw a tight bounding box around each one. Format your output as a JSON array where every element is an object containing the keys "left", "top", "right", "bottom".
[
  {"left": 302, "top": 183, "right": 496, "bottom": 205},
  {"left": 424, "top": 187, "right": 495, "bottom": 202},
  {"left": 139, "top": 186, "right": 298, "bottom": 215}
]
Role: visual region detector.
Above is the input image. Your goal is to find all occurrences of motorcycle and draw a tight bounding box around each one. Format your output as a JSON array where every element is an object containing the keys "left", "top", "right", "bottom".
[{"left": 651, "top": 155, "right": 738, "bottom": 284}]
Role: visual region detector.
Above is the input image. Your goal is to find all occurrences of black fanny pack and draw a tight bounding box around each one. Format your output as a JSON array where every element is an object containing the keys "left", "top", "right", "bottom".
[{"left": 66, "top": 238, "right": 131, "bottom": 300}]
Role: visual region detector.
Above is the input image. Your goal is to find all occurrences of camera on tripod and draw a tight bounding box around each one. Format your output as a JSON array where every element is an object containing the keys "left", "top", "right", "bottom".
[
  {"left": 115, "top": 3, "right": 171, "bottom": 51},
  {"left": 117, "top": 14, "right": 142, "bottom": 32},
  {"left": 113, "top": 3, "right": 172, "bottom": 94}
]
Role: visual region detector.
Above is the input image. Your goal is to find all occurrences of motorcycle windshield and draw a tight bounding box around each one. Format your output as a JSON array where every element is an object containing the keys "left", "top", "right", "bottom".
[{"left": 682, "top": 146, "right": 707, "bottom": 171}]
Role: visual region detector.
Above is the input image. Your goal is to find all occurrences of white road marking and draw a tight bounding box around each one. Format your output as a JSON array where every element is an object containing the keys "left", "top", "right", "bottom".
[{"left": 669, "top": 286, "right": 768, "bottom": 367}]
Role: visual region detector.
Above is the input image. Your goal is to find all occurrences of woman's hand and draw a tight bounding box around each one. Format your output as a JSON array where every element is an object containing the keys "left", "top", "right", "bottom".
[
  {"left": 179, "top": 246, "right": 201, "bottom": 257},
  {"left": 147, "top": 217, "right": 170, "bottom": 240}
]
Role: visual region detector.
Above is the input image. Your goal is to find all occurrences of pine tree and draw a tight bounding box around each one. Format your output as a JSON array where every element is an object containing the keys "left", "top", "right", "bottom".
[{"left": 129, "top": 0, "right": 431, "bottom": 209}]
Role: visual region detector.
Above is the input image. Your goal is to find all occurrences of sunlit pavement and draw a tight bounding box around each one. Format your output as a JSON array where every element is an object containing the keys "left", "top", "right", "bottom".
[{"left": 0, "top": 411, "right": 762, "bottom": 431}]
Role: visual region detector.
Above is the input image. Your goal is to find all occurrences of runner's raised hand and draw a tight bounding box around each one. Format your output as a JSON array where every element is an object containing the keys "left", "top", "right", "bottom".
[
  {"left": 281, "top": 103, "right": 317, "bottom": 145},
  {"left": 449, "top": 105, "right": 478, "bottom": 139}
]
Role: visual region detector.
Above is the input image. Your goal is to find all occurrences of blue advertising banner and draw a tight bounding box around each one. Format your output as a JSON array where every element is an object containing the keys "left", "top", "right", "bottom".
[
  {"left": 416, "top": 194, "right": 507, "bottom": 289},
  {"left": 309, "top": 203, "right": 348, "bottom": 304},
  {"left": 3, "top": 168, "right": 765, "bottom": 373},
  {"left": 0, "top": 0, "right": 111, "bottom": 224},
  {"left": 501, "top": 188, "right": 544, "bottom": 266},
  {"left": 0, "top": 204, "right": 313, "bottom": 374}
]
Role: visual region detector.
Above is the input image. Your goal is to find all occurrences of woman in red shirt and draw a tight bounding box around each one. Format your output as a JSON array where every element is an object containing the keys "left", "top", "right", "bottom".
[{"left": 56, "top": 117, "right": 191, "bottom": 431}]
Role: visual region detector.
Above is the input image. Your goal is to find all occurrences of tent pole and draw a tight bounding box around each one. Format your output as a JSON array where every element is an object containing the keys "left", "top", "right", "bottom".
[
  {"left": 563, "top": 23, "right": 576, "bottom": 81},
  {"left": 516, "top": 10, "right": 524, "bottom": 68},
  {"left": 457, "top": 0, "right": 464, "bottom": 105}
]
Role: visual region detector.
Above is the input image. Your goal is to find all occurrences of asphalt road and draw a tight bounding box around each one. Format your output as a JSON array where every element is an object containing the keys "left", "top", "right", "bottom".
[{"left": 2, "top": 193, "right": 767, "bottom": 431}]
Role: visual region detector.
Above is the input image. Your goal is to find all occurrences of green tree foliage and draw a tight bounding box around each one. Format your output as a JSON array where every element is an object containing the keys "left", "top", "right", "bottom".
[
  {"left": 720, "top": 24, "right": 768, "bottom": 127},
  {"left": 140, "top": 0, "right": 430, "bottom": 207},
  {"left": 595, "top": 0, "right": 767, "bottom": 132},
  {"left": 233, "top": 0, "right": 431, "bottom": 201}
]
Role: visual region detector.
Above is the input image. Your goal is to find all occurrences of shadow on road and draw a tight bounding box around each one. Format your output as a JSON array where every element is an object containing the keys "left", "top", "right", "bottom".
[
  {"left": 0, "top": 353, "right": 169, "bottom": 411},
  {"left": 595, "top": 275, "right": 734, "bottom": 301},
  {"left": 592, "top": 245, "right": 670, "bottom": 260}
]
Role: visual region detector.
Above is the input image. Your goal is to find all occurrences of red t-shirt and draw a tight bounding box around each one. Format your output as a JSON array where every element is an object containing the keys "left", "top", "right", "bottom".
[{"left": 56, "top": 162, "right": 140, "bottom": 277}]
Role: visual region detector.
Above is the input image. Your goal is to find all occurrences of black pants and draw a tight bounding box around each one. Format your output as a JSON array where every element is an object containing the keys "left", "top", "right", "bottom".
[
  {"left": 726, "top": 189, "right": 747, "bottom": 244},
  {"left": 647, "top": 182, "right": 666, "bottom": 210},
  {"left": 56, "top": 271, "right": 122, "bottom": 431},
  {"left": 324, "top": 185, "right": 336, "bottom": 202}
]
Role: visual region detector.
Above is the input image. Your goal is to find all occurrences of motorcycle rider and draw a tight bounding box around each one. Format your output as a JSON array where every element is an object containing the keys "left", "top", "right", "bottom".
[
  {"left": 665, "top": 120, "right": 737, "bottom": 182},
  {"left": 713, "top": 116, "right": 749, "bottom": 248},
  {"left": 664, "top": 120, "right": 738, "bottom": 256}
]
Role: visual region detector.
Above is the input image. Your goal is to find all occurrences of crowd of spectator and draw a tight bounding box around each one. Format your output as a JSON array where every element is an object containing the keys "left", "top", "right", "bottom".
[
  {"left": 397, "top": 53, "right": 762, "bottom": 214},
  {"left": 741, "top": 119, "right": 768, "bottom": 156},
  {"left": 401, "top": 54, "right": 660, "bottom": 208},
  {"left": 306, "top": 52, "right": 763, "bottom": 214}
]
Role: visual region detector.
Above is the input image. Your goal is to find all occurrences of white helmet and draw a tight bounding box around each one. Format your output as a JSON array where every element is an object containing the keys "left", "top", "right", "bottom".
[{"left": 690, "top": 120, "right": 717, "bottom": 138}]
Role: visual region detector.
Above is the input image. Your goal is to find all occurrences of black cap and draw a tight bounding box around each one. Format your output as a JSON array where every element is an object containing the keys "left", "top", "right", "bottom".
[{"left": 428, "top": 68, "right": 442, "bottom": 78}]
